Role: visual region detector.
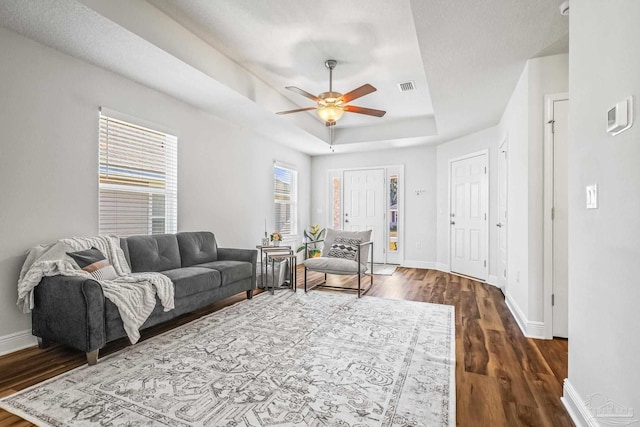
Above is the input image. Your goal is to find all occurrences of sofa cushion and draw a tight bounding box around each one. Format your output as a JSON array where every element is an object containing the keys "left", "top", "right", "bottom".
[
  {"left": 124, "top": 234, "right": 181, "bottom": 273},
  {"left": 176, "top": 231, "right": 218, "bottom": 267},
  {"left": 196, "top": 260, "right": 252, "bottom": 286},
  {"left": 161, "top": 267, "right": 222, "bottom": 299}
]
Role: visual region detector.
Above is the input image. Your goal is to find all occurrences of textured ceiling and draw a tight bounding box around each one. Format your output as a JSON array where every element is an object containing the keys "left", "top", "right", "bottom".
[{"left": 0, "top": 0, "right": 568, "bottom": 155}]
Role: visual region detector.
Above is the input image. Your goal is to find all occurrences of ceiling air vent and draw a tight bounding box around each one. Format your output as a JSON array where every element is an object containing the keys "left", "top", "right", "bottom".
[{"left": 398, "top": 81, "right": 415, "bottom": 92}]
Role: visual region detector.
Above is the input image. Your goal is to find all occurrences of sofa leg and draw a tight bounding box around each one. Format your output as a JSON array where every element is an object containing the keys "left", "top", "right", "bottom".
[
  {"left": 37, "top": 337, "right": 51, "bottom": 349},
  {"left": 246, "top": 290, "right": 254, "bottom": 300},
  {"left": 86, "top": 349, "right": 99, "bottom": 365}
]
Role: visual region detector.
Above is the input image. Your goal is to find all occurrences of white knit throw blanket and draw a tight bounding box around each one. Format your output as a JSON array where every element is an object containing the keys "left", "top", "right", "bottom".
[{"left": 17, "top": 236, "right": 175, "bottom": 344}]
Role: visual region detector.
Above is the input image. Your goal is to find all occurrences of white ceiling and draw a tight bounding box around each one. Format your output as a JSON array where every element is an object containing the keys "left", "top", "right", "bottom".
[{"left": 0, "top": 0, "right": 568, "bottom": 155}]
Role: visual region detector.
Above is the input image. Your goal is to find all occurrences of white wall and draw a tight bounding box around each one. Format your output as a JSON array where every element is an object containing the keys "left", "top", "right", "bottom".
[
  {"left": 0, "top": 27, "right": 310, "bottom": 353},
  {"left": 310, "top": 146, "right": 437, "bottom": 267},
  {"left": 435, "top": 126, "right": 499, "bottom": 278},
  {"left": 498, "top": 54, "right": 568, "bottom": 332},
  {"left": 564, "top": 1, "right": 640, "bottom": 422}
]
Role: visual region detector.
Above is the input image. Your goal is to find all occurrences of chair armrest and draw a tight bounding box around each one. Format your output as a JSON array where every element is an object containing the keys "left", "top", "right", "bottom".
[
  {"left": 357, "top": 241, "right": 374, "bottom": 272},
  {"left": 32, "top": 275, "right": 106, "bottom": 353}
]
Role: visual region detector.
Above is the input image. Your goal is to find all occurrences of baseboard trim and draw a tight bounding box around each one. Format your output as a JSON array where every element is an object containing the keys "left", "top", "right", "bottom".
[
  {"left": 562, "top": 379, "right": 596, "bottom": 427},
  {"left": 487, "top": 275, "right": 499, "bottom": 287},
  {"left": 435, "top": 263, "right": 449, "bottom": 273},
  {"left": 402, "top": 260, "right": 436, "bottom": 270},
  {"left": 504, "top": 292, "right": 546, "bottom": 339},
  {"left": 0, "top": 329, "right": 37, "bottom": 356}
]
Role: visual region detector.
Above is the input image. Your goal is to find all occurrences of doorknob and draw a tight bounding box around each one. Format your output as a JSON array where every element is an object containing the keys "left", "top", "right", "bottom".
[
  {"left": 496, "top": 222, "right": 503, "bottom": 228},
  {"left": 345, "top": 219, "right": 349, "bottom": 223},
  {"left": 450, "top": 221, "right": 455, "bottom": 225}
]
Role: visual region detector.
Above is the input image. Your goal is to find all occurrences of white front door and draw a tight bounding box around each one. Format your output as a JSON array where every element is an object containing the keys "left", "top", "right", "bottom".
[
  {"left": 552, "top": 98, "right": 569, "bottom": 338},
  {"left": 497, "top": 140, "right": 508, "bottom": 290},
  {"left": 344, "top": 169, "right": 385, "bottom": 263},
  {"left": 450, "top": 153, "right": 488, "bottom": 280}
]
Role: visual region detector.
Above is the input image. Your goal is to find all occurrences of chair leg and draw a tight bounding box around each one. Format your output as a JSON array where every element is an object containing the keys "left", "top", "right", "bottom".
[
  {"left": 304, "top": 266, "right": 308, "bottom": 293},
  {"left": 358, "top": 273, "right": 361, "bottom": 298}
]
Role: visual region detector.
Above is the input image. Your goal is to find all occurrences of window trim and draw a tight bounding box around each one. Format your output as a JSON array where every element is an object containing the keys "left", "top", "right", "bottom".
[{"left": 273, "top": 161, "right": 298, "bottom": 238}]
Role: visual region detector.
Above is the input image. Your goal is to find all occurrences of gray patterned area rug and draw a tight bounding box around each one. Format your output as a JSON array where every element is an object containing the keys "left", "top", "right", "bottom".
[{"left": 0, "top": 291, "right": 455, "bottom": 427}]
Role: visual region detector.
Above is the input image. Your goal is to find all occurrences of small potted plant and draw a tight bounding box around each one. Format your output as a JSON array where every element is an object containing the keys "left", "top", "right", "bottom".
[
  {"left": 270, "top": 232, "right": 282, "bottom": 246},
  {"left": 296, "top": 224, "right": 325, "bottom": 258}
]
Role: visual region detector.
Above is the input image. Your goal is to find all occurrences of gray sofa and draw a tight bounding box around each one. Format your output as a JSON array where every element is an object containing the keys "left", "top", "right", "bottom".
[{"left": 32, "top": 231, "right": 257, "bottom": 365}]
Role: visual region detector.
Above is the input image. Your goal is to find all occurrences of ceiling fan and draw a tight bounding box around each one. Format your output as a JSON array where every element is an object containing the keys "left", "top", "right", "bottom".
[{"left": 276, "top": 59, "right": 386, "bottom": 127}]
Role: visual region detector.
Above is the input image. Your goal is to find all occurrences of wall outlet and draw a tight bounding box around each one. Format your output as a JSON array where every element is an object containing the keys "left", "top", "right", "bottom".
[
  {"left": 415, "top": 242, "right": 421, "bottom": 249},
  {"left": 516, "top": 271, "right": 520, "bottom": 283}
]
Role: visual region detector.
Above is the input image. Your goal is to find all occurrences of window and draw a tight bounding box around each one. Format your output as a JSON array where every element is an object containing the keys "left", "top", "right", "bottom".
[
  {"left": 99, "top": 110, "right": 177, "bottom": 236},
  {"left": 273, "top": 163, "right": 297, "bottom": 237}
]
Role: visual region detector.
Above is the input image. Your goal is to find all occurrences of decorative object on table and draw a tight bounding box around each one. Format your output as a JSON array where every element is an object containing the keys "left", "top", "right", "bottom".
[
  {"left": 270, "top": 232, "right": 282, "bottom": 247},
  {"left": 0, "top": 291, "right": 455, "bottom": 427},
  {"left": 261, "top": 219, "right": 270, "bottom": 246},
  {"left": 296, "top": 224, "right": 325, "bottom": 258}
]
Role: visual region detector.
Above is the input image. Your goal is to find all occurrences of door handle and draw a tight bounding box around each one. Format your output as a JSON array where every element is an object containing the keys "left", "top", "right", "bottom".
[
  {"left": 496, "top": 222, "right": 503, "bottom": 228},
  {"left": 345, "top": 219, "right": 349, "bottom": 223},
  {"left": 450, "top": 221, "right": 455, "bottom": 225}
]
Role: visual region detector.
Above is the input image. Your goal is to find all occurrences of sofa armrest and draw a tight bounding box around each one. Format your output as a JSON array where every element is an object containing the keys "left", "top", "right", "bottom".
[
  {"left": 218, "top": 248, "right": 258, "bottom": 289},
  {"left": 32, "top": 275, "right": 106, "bottom": 353},
  {"left": 218, "top": 248, "right": 257, "bottom": 263}
]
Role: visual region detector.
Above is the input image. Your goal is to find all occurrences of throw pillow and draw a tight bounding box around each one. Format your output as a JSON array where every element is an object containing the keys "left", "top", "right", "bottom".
[
  {"left": 67, "top": 247, "right": 118, "bottom": 281},
  {"left": 328, "top": 237, "right": 362, "bottom": 261}
]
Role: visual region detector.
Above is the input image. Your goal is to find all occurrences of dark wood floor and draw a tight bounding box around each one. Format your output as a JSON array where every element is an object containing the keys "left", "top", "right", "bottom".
[{"left": 0, "top": 267, "right": 572, "bottom": 426}]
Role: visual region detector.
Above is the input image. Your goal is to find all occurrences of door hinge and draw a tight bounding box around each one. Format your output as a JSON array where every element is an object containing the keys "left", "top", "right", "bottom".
[
  {"left": 551, "top": 207, "right": 555, "bottom": 220},
  {"left": 484, "top": 166, "right": 487, "bottom": 174},
  {"left": 503, "top": 269, "right": 507, "bottom": 278},
  {"left": 484, "top": 260, "right": 487, "bottom": 267},
  {"left": 552, "top": 294, "right": 555, "bottom": 306},
  {"left": 484, "top": 213, "right": 487, "bottom": 220},
  {"left": 548, "top": 119, "right": 555, "bottom": 134}
]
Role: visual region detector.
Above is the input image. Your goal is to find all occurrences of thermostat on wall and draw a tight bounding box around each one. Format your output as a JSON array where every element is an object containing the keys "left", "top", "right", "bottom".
[{"left": 607, "top": 96, "right": 634, "bottom": 136}]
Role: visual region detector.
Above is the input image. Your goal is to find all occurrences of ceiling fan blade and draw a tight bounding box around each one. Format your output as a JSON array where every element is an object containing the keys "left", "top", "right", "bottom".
[
  {"left": 276, "top": 107, "right": 317, "bottom": 115},
  {"left": 285, "top": 86, "right": 320, "bottom": 102},
  {"left": 343, "top": 105, "right": 386, "bottom": 117},
  {"left": 339, "top": 84, "right": 377, "bottom": 104}
]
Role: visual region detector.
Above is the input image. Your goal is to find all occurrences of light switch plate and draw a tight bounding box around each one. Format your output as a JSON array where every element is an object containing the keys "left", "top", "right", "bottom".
[{"left": 586, "top": 185, "right": 598, "bottom": 209}]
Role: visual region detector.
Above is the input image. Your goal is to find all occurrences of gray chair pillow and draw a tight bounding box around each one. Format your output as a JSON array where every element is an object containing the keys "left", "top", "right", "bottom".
[{"left": 321, "top": 228, "right": 373, "bottom": 262}]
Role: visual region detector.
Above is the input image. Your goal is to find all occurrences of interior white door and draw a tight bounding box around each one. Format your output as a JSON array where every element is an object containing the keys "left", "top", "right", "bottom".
[
  {"left": 552, "top": 99, "right": 569, "bottom": 338},
  {"left": 497, "top": 140, "right": 508, "bottom": 290},
  {"left": 344, "top": 169, "right": 385, "bottom": 263},
  {"left": 450, "top": 153, "right": 488, "bottom": 280}
]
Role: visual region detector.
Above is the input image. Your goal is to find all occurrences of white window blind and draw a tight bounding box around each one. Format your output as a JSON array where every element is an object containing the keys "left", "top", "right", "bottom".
[
  {"left": 99, "top": 112, "right": 177, "bottom": 236},
  {"left": 274, "top": 163, "right": 297, "bottom": 237}
]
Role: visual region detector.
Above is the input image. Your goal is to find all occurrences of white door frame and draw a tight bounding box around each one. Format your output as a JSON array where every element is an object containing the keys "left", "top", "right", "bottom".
[
  {"left": 326, "top": 165, "right": 405, "bottom": 265},
  {"left": 448, "top": 149, "right": 489, "bottom": 280},
  {"left": 497, "top": 137, "right": 508, "bottom": 290},
  {"left": 543, "top": 92, "right": 569, "bottom": 339}
]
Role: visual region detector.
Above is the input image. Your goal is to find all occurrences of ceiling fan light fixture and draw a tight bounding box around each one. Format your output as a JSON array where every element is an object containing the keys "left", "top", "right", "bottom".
[{"left": 317, "top": 104, "right": 344, "bottom": 123}]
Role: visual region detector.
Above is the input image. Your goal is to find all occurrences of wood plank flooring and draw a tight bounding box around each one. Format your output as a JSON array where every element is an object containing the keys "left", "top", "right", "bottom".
[{"left": 0, "top": 267, "right": 572, "bottom": 426}]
